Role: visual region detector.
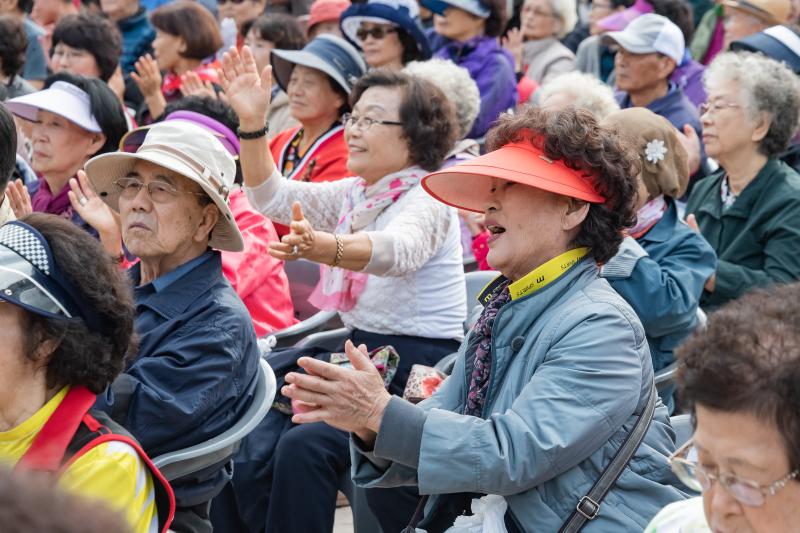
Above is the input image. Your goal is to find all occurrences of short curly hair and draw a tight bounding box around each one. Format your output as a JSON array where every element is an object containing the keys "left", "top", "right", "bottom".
[
  {"left": 350, "top": 69, "right": 458, "bottom": 171},
  {"left": 0, "top": 16, "right": 27, "bottom": 79},
  {"left": 537, "top": 71, "right": 621, "bottom": 119},
  {"left": 676, "top": 282, "right": 800, "bottom": 472},
  {"left": 51, "top": 14, "right": 122, "bottom": 82},
  {"left": 486, "top": 106, "right": 639, "bottom": 263},
  {"left": 20, "top": 214, "right": 137, "bottom": 394},
  {"left": 403, "top": 58, "right": 480, "bottom": 139},
  {"left": 704, "top": 51, "right": 800, "bottom": 158}
]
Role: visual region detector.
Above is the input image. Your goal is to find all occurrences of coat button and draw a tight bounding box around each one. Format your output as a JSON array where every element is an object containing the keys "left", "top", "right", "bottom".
[{"left": 511, "top": 336, "right": 525, "bottom": 352}]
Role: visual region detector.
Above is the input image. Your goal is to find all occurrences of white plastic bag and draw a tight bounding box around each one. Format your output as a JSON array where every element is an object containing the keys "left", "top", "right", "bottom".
[{"left": 443, "top": 495, "right": 509, "bottom": 533}]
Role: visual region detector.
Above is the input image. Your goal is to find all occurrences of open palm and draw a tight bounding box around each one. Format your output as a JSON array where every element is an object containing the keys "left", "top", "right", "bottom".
[{"left": 218, "top": 46, "right": 273, "bottom": 127}]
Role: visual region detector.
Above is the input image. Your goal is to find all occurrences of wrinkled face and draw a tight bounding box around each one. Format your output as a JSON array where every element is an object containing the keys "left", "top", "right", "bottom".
[
  {"left": 286, "top": 65, "right": 345, "bottom": 124},
  {"left": 701, "top": 80, "right": 763, "bottom": 160},
  {"left": 244, "top": 29, "right": 274, "bottom": 74},
  {"left": 344, "top": 86, "right": 410, "bottom": 183},
  {"left": 0, "top": 301, "right": 37, "bottom": 396},
  {"left": 118, "top": 160, "right": 217, "bottom": 265},
  {"left": 51, "top": 43, "right": 102, "bottom": 79},
  {"left": 30, "top": 109, "right": 103, "bottom": 181},
  {"left": 520, "top": 0, "right": 560, "bottom": 40},
  {"left": 723, "top": 8, "right": 769, "bottom": 49},
  {"left": 31, "top": 0, "right": 61, "bottom": 26},
  {"left": 308, "top": 20, "right": 342, "bottom": 39},
  {"left": 614, "top": 47, "right": 673, "bottom": 96},
  {"left": 482, "top": 178, "right": 586, "bottom": 281},
  {"left": 218, "top": 0, "right": 265, "bottom": 30},
  {"left": 358, "top": 22, "right": 405, "bottom": 69},
  {"left": 433, "top": 7, "right": 486, "bottom": 42},
  {"left": 694, "top": 405, "right": 800, "bottom": 533},
  {"left": 152, "top": 29, "right": 184, "bottom": 72}
]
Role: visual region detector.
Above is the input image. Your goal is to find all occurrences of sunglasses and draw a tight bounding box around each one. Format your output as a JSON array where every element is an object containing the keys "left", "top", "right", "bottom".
[
  {"left": 356, "top": 26, "right": 397, "bottom": 41},
  {"left": 119, "top": 126, "right": 239, "bottom": 159}
]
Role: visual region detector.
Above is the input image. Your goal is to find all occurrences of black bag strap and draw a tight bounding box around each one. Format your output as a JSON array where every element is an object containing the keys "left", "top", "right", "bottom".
[{"left": 558, "top": 385, "right": 659, "bottom": 533}]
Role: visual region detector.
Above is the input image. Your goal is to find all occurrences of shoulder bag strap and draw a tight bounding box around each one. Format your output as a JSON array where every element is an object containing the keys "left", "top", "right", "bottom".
[{"left": 558, "top": 385, "right": 659, "bottom": 533}]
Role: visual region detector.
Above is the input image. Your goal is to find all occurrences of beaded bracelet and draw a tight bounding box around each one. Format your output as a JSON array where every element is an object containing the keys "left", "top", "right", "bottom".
[
  {"left": 331, "top": 234, "right": 344, "bottom": 267},
  {"left": 237, "top": 123, "right": 270, "bottom": 140}
]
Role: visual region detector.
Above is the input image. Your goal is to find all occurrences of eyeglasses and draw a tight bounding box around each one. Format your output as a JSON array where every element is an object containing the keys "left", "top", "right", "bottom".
[
  {"left": 114, "top": 177, "right": 205, "bottom": 204},
  {"left": 356, "top": 26, "right": 397, "bottom": 41},
  {"left": 699, "top": 101, "right": 741, "bottom": 115},
  {"left": 217, "top": 0, "right": 247, "bottom": 5},
  {"left": 341, "top": 113, "right": 403, "bottom": 131},
  {"left": 523, "top": 7, "right": 556, "bottom": 17},
  {"left": 669, "top": 439, "right": 799, "bottom": 507},
  {"left": 591, "top": 1, "right": 614, "bottom": 9},
  {"left": 51, "top": 47, "right": 91, "bottom": 63}
]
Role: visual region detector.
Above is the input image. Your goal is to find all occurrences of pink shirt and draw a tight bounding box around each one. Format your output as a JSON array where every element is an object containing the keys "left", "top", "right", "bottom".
[{"left": 221, "top": 189, "right": 296, "bottom": 336}]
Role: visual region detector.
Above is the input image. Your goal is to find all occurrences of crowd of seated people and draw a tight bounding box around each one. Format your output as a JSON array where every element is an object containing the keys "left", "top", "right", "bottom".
[{"left": 0, "top": 0, "right": 800, "bottom": 530}]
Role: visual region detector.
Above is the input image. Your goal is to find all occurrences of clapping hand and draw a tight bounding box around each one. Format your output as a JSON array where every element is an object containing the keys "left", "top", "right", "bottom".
[
  {"left": 180, "top": 71, "right": 218, "bottom": 99},
  {"left": 268, "top": 202, "right": 316, "bottom": 261},
  {"left": 501, "top": 27, "right": 525, "bottom": 72},
  {"left": 7, "top": 181, "right": 32, "bottom": 218},
  {"left": 131, "top": 54, "right": 163, "bottom": 100}
]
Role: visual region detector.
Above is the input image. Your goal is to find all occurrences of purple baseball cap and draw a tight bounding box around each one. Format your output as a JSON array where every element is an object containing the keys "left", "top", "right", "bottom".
[{"left": 597, "top": 0, "right": 653, "bottom": 32}]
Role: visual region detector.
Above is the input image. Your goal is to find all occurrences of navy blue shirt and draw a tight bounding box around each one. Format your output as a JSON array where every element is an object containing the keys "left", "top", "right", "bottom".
[
  {"left": 96, "top": 250, "right": 259, "bottom": 506},
  {"left": 117, "top": 8, "right": 155, "bottom": 75},
  {"left": 617, "top": 82, "right": 702, "bottom": 138}
]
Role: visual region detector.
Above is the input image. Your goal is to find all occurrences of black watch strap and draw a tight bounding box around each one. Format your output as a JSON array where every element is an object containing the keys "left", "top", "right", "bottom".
[{"left": 237, "top": 123, "right": 269, "bottom": 139}]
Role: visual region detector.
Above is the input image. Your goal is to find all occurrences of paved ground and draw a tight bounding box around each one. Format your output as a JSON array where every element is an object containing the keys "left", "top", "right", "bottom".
[{"left": 333, "top": 506, "right": 354, "bottom": 533}]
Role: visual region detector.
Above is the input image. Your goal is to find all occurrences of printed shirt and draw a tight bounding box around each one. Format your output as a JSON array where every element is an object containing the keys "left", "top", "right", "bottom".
[{"left": 0, "top": 387, "right": 158, "bottom": 533}]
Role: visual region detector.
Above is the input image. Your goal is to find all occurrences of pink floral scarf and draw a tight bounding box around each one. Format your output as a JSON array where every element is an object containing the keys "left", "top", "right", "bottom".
[{"left": 309, "top": 167, "right": 425, "bottom": 312}]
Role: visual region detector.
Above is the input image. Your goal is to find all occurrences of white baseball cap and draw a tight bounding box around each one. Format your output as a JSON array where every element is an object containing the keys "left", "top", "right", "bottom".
[
  {"left": 83, "top": 121, "right": 244, "bottom": 252},
  {"left": 5, "top": 81, "right": 102, "bottom": 133},
  {"left": 602, "top": 14, "right": 685, "bottom": 64}
]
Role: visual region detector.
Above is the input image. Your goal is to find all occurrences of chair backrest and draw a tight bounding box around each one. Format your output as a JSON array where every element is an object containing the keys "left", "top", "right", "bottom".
[
  {"left": 463, "top": 270, "right": 500, "bottom": 331},
  {"left": 283, "top": 259, "right": 323, "bottom": 321},
  {"left": 151, "top": 359, "right": 276, "bottom": 481},
  {"left": 269, "top": 310, "right": 339, "bottom": 349},
  {"left": 670, "top": 414, "right": 693, "bottom": 448}
]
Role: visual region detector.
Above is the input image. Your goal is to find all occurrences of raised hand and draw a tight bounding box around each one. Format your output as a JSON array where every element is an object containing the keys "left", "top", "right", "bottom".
[
  {"left": 268, "top": 201, "right": 316, "bottom": 261},
  {"left": 217, "top": 46, "right": 273, "bottom": 129},
  {"left": 68, "top": 170, "right": 121, "bottom": 242},
  {"left": 180, "top": 71, "right": 218, "bottom": 99},
  {"left": 677, "top": 124, "right": 701, "bottom": 175},
  {"left": 131, "top": 54, "right": 163, "bottom": 99},
  {"left": 501, "top": 27, "right": 525, "bottom": 72},
  {"left": 7, "top": 180, "right": 32, "bottom": 218}
]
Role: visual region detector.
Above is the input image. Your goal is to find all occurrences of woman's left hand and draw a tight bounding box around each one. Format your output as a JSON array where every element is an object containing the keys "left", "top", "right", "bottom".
[
  {"left": 282, "top": 340, "right": 391, "bottom": 437},
  {"left": 7, "top": 180, "right": 32, "bottom": 218},
  {"left": 268, "top": 201, "right": 316, "bottom": 261}
]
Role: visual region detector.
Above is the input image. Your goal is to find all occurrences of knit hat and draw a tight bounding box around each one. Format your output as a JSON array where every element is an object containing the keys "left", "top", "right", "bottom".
[
  {"left": 340, "top": 0, "right": 432, "bottom": 59},
  {"left": 601, "top": 108, "right": 689, "bottom": 199}
]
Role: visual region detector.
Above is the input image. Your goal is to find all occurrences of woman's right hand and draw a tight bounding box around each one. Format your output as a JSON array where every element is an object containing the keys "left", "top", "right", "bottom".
[
  {"left": 501, "top": 27, "right": 525, "bottom": 73},
  {"left": 7, "top": 180, "right": 32, "bottom": 218},
  {"left": 131, "top": 54, "right": 163, "bottom": 99},
  {"left": 218, "top": 46, "right": 273, "bottom": 129}
]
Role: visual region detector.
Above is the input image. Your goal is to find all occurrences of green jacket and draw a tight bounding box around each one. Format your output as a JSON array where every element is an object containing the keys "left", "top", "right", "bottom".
[{"left": 685, "top": 158, "right": 800, "bottom": 308}]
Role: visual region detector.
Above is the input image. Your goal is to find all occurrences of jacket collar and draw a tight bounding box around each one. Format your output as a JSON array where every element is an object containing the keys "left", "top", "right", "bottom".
[
  {"left": 131, "top": 251, "right": 223, "bottom": 319},
  {"left": 697, "top": 158, "right": 779, "bottom": 220},
  {"left": 638, "top": 197, "right": 678, "bottom": 244},
  {"left": 118, "top": 7, "right": 148, "bottom": 29}
]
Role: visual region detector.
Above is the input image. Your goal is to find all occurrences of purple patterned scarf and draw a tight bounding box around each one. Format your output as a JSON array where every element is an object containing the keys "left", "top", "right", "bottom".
[{"left": 464, "top": 281, "right": 511, "bottom": 416}]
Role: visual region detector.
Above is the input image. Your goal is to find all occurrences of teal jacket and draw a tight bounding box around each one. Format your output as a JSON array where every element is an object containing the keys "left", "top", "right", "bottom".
[
  {"left": 351, "top": 258, "right": 686, "bottom": 532},
  {"left": 685, "top": 158, "right": 800, "bottom": 308}
]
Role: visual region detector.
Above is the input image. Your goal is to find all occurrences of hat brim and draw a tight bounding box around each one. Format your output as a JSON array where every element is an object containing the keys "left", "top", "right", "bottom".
[
  {"left": 730, "top": 32, "right": 800, "bottom": 72},
  {"left": 422, "top": 145, "right": 605, "bottom": 213},
  {"left": 270, "top": 49, "right": 353, "bottom": 94},
  {"left": 601, "top": 30, "right": 656, "bottom": 54},
  {"left": 340, "top": 4, "right": 432, "bottom": 59},
  {"left": 718, "top": 0, "right": 783, "bottom": 23},
  {"left": 5, "top": 91, "right": 101, "bottom": 133},
  {"left": 84, "top": 151, "right": 244, "bottom": 252}
]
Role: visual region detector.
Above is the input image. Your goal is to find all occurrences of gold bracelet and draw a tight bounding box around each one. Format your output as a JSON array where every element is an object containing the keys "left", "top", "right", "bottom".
[{"left": 331, "top": 234, "right": 344, "bottom": 267}]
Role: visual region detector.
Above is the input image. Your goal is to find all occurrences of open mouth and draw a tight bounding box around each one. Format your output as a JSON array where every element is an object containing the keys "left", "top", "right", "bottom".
[{"left": 487, "top": 224, "right": 506, "bottom": 243}]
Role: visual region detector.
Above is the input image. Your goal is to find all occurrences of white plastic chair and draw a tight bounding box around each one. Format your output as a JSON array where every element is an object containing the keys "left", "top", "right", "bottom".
[{"left": 151, "top": 359, "right": 276, "bottom": 481}]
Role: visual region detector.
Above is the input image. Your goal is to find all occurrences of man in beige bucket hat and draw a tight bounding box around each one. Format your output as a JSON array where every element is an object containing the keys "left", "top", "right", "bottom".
[
  {"left": 83, "top": 120, "right": 260, "bottom": 532},
  {"left": 719, "top": 0, "right": 791, "bottom": 49}
]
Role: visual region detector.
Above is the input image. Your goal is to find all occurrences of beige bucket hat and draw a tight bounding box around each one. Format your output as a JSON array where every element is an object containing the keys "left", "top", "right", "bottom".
[{"left": 83, "top": 120, "right": 244, "bottom": 252}]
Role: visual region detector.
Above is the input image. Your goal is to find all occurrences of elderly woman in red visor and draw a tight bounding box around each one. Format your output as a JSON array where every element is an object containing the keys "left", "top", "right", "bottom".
[{"left": 281, "top": 106, "right": 687, "bottom": 532}]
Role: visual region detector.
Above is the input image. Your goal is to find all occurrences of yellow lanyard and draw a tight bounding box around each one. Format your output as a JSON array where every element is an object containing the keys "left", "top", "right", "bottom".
[{"left": 507, "top": 247, "right": 590, "bottom": 301}]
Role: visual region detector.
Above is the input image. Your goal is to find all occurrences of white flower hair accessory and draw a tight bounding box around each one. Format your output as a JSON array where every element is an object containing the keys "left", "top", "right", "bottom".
[{"left": 645, "top": 139, "right": 667, "bottom": 164}]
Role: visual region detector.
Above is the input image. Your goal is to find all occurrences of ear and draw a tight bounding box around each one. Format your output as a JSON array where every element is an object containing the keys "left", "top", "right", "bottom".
[
  {"left": 178, "top": 37, "right": 188, "bottom": 55},
  {"left": 87, "top": 132, "right": 107, "bottom": 157},
  {"left": 562, "top": 197, "right": 590, "bottom": 232},
  {"left": 194, "top": 202, "right": 221, "bottom": 244},
  {"left": 34, "top": 336, "right": 62, "bottom": 367},
  {"left": 659, "top": 56, "right": 677, "bottom": 80},
  {"left": 750, "top": 111, "right": 772, "bottom": 143}
]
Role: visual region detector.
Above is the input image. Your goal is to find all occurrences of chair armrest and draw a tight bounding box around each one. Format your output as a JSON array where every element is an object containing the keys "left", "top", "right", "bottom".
[{"left": 152, "top": 359, "right": 276, "bottom": 481}]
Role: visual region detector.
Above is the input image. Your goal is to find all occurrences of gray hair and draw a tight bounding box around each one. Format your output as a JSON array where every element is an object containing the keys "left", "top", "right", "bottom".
[
  {"left": 403, "top": 59, "right": 481, "bottom": 139},
  {"left": 535, "top": 71, "right": 620, "bottom": 120},
  {"left": 549, "top": 0, "right": 577, "bottom": 37},
  {"left": 704, "top": 51, "right": 800, "bottom": 157}
]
